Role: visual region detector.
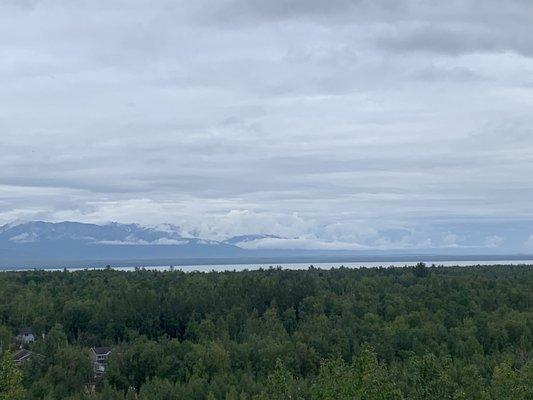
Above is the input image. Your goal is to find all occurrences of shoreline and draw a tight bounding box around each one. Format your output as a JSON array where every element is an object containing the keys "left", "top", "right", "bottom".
[{"left": 2, "top": 258, "right": 533, "bottom": 273}]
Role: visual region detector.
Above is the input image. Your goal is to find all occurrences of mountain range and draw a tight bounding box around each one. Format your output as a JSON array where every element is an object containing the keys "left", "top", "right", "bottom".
[
  {"left": 0, "top": 221, "right": 249, "bottom": 267},
  {"left": 0, "top": 221, "right": 531, "bottom": 269},
  {"left": 0, "top": 221, "right": 323, "bottom": 268}
]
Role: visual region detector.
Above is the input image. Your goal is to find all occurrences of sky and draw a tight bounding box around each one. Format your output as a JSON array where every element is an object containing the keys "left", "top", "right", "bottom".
[{"left": 1, "top": 0, "right": 533, "bottom": 253}]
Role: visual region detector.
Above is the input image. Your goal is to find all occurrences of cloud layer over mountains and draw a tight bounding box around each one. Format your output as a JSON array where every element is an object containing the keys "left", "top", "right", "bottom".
[{"left": 1, "top": 0, "right": 533, "bottom": 252}]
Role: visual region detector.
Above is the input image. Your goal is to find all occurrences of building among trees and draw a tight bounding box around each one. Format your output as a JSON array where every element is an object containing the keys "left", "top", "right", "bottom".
[
  {"left": 12, "top": 349, "right": 32, "bottom": 366},
  {"left": 90, "top": 347, "right": 112, "bottom": 377},
  {"left": 16, "top": 328, "right": 35, "bottom": 345}
]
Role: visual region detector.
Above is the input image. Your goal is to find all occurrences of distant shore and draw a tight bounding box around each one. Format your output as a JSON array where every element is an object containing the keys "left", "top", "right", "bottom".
[{"left": 2, "top": 256, "right": 533, "bottom": 273}]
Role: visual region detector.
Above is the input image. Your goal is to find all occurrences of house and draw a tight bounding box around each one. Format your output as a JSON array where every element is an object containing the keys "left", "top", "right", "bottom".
[
  {"left": 12, "top": 349, "right": 32, "bottom": 366},
  {"left": 90, "top": 347, "right": 112, "bottom": 376},
  {"left": 17, "top": 328, "right": 35, "bottom": 344}
]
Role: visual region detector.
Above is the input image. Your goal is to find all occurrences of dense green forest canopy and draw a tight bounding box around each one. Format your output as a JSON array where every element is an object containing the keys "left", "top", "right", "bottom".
[{"left": 0, "top": 264, "right": 532, "bottom": 399}]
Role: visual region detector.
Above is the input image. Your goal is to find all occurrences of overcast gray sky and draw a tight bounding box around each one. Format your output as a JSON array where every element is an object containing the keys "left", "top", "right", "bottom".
[{"left": 1, "top": 0, "right": 533, "bottom": 252}]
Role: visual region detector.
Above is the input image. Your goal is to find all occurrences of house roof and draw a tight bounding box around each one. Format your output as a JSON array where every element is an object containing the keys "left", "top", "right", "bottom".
[
  {"left": 19, "top": 327, "right": 33, "bottom": 335},
  {"left": 91, "top": 346, "right": 112, "bottom": 355},
  {"left": 12, "top": 349, "right": 32, "bottom": 362}
]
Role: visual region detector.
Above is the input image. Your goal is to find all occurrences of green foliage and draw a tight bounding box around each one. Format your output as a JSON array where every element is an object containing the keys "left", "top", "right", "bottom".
[
  {"left": 0, "top": 351, "right": 25, "bottom": 400},
  {"left": 490, "top": 361, "right": 533, "bottom": 400},
  {"left": 0, "top": 327, "right": 11, "bottom": 354},
  {"left": 402, "top": 354, "right": 456, "bottom": 399},
  {"left": 311, "top": 346, "right": 401, "bottom": 400},
  {"left": 0, "top": 264, "right": 531, "bottom": 399},
  {"left": 259, "top": 359, "right": 304, "bottom": 400}
]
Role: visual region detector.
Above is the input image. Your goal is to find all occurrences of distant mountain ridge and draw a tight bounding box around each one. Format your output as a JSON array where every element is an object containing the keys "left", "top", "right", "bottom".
[
  {"left": 1, "top": 221, "right": 531, "bottom": 269},
  {"left": 0, "top": 221, "right": 354, "bottom": 268},
  {"left": 0, "top": 221, "right": 287, "bottom": 248},
  {"left": 2, "top": 221, "right": 179, "bottom": 244},
  {"left": 0, "top": 221, "right": 250, "bottom": 266},
  {"left": 222, "top": 234, "right": 282, "bottom": 245}
]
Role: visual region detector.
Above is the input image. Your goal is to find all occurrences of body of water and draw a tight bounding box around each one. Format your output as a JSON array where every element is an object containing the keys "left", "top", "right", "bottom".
[{"left": 25, "top": 259, "right": 533, "bottom": 273}]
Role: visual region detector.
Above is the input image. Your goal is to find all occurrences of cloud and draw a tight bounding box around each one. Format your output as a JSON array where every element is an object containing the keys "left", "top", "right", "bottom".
[
  {"left": 376, "top": 25, "right": 533, "bottom": 57},
  {"left": 485, "top": 235, "right": 504, "bottom": 248},
  {"left": 205, "top": 0, "right": 389, "bottom": 25},
  {"left": 441, "top": 234, "right": 460, "bottom": 248},
  {"left": 412, "top": 65, "right": 483, "bottom": 82},
  {"left": 8, "top": 232, "right": 38, "bottom": 243},
  {"left": 0, "top": 1, "right": 532, "bottom": 253},
  {"left": 234, "top": 236, "right": 368, "bottom": 251},
  {"left": 0, "top": 0, "right": 39, "bottom": 10},
  {"left": 95, "top": 237, "right": 189, "bottom": 246}
]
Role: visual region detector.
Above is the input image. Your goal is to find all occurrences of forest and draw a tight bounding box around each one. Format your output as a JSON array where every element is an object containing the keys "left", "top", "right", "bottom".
[{"left": 0, "top": 263, "right": 532, "bottom": 399}]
